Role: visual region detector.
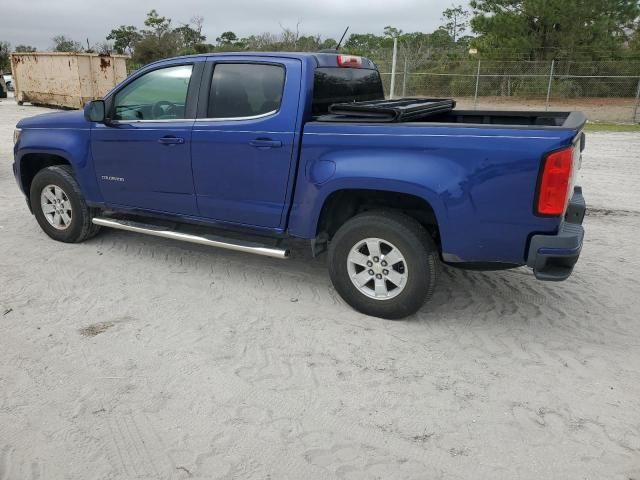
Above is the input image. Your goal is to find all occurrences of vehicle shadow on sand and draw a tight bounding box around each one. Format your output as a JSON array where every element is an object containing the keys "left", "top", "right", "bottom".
[{"left": 90, "top": 228, "right": 592, "bottom": 329}]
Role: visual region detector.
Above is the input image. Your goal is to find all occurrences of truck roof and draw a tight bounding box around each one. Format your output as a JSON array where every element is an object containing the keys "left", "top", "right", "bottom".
[{"left": 146, "top": 51, "right": 377, "bottom": 70}]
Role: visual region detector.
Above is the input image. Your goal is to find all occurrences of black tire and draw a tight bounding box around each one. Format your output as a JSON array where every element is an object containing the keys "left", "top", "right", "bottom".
[
  {"left": 30, "top": 165, "right": 101, "bottom": 243},
  {"left": 328, "top": 210, "right": 438, "bottom": 320}
]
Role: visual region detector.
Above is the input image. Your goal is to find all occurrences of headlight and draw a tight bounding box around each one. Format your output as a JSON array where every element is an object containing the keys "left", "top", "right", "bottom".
[{"left": 13, "top": 128, "right": 21, "bottom": 145}]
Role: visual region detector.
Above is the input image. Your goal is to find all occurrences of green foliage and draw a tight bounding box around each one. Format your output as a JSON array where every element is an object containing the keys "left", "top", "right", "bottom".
[
  {"left": 143, "top": 10, "right": 171, "bottom": 38},
  {"left": 107, "top": 26, "right": 141, "bottom": 55},
  {"left": 133, "top": 34, "right": 179, "bottom": 65},
  {"left": 630, "top": 28, "right": 640, "bottom": 54},
  {"left": 343, "top": 34, "right": 393, "bottom": 56},
  {"left": 441, "top": 5, "right": 470, "bottom": 42},
  {"left": 93, "top": 42, "right": 113, "bottom": 55},
  {"left": 319, "top": 38, "right": 338, "bottom": 50},
  {"left": 14, "top": 45, "right": 37, "bottom": 53},
  {"left": 178, "top": 43, "right": 215, "bottom": 56},
  {"left": 52, "top": 35, "right": 82, "bottom": 52},
  {"left": 0, "top": 41, "right": 10, "bottom": 72},
  {"left": 216, "top": 31, "right": 238, "bottom": 47},
  {"left": 130, "top": 11, "right": 209, "bottom": 64},
  {"left": 175, "top": 24, "right": 205, "bottom": 49},
  {"left": 234, "top": 30, "right": 336, "bottom": 53},
  {"left": 469, "top": 0, "right": 640, "bottom": 59},
  {"left": 383, "top": 26, "right": 403, "bottom": 38},
  {"left": 83, "top": 2, "right": 638, "bottom": 106}
]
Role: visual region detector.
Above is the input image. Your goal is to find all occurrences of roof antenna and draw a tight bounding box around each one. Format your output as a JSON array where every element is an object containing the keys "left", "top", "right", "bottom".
[
  {"left": 318, "top": 26, "right": 349, "bottom": 53},
  {"left": 336, "top": 26, "right": 349, "bottom": 51}
]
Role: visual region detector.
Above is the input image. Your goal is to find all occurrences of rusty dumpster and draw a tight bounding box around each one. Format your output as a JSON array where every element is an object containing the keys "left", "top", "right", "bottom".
[{"left": 10, "top": 52, "right": 128, "bottom": 109}]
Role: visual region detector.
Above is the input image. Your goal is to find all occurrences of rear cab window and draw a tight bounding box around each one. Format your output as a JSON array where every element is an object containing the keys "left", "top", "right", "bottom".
[
  {"left": 208, "top": 63, "right": 285, "bottom": 118},
  {"left": 312, "top": 67, "right": 384, "bottom": 116}
]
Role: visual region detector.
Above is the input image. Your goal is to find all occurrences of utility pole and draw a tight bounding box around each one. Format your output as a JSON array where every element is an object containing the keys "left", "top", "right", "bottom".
[
  {"left": 402, "top": 55, "right": 408, "bottom": 97},
  {"left": 546, "top": 59, "right": 555, "bottom": 111},
  {"left": 633, "top": 77, "right": 640, "bottom": 123},
  {"left": 390, "top": 36, "right": 398, "bottom": 99},
  {"left": 473, "top": 59, "right": 481, "bottom": 109}
]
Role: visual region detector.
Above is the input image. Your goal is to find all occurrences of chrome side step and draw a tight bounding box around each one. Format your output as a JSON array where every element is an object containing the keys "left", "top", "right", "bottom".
[{"left": 92, "top": 217, "right": 289, "bottom": 259}]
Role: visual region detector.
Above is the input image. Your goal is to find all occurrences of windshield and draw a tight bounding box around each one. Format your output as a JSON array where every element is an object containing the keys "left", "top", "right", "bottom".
[{"left": 312, "top": 67, "right": 384, "bottom": 115}]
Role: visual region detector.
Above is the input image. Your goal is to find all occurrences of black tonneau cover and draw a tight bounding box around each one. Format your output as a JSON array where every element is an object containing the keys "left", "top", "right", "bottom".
[{"left": 322, "top": 98, "right": 456, "bottom": 123}]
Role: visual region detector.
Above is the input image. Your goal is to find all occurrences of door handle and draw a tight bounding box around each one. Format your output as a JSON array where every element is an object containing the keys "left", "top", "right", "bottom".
[
  {"left": 249, "top": 138, "right": 282, "bottom": 149},
  {"left": 158, "top": 136, "right": 185, "bottom": 145}
]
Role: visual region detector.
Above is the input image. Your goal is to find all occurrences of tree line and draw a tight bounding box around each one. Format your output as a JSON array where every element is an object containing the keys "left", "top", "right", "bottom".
[{"left": 1, "top": 0, "right": 639, "bottom": 74}]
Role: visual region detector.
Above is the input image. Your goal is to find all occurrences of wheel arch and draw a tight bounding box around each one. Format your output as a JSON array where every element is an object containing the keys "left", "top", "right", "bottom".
[
  {"left": 315, "top": 187, "right": 443, "bottom": 250},
  {"left": 19, "top": 151, "right": 74, "bottom": 204}
]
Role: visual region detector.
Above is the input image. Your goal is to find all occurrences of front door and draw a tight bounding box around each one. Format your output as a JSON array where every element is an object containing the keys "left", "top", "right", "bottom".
[
  {"left": 191, "top": 58, "right": 301, "bottom": 229},
  {"left": 92, "top": 63, "right": 198, "bottom": 215}
]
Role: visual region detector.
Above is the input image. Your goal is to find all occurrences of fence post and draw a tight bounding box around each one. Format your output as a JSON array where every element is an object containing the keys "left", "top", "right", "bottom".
[
  {"left": 473, "top": 59, "right": 481, "bottom": 109},
  {"left": 546, "top": 59, "right": 555, "bottom": 111},
  {"left": 633, "top": 77, "right": 640, "bottom": 123},
  {"left": 390, "top": 37, "right": 398, "bottom": 99},
  {"left": 402, "top": 55, "right": 408, "bottom": 97}
]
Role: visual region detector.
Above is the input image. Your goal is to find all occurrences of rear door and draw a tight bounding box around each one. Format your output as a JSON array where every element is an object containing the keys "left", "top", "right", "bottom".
[{"left": 191, "top": 57, "right": 302, "bottom": 229}]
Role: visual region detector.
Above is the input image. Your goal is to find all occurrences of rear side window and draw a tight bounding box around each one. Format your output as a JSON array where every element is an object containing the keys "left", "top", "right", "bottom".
[
  {"left": 208, "top": 63, "right": 285, "bottom": 118},
  {"left": 312, "top": 68, "right": 384, "bottom": 115}
]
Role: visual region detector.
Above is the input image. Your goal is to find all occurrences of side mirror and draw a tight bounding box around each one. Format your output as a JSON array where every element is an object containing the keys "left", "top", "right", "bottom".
[{"left": 84, "top": 100, "right": 106, "bottom": 123}]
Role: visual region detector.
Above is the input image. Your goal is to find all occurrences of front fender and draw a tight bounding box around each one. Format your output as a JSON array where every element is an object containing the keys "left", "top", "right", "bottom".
[{"left": 15, "top": 127, "right": 103, "bottom": 204}]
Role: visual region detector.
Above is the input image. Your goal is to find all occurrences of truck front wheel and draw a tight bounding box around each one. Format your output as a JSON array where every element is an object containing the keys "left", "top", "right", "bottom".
[
  {"left": 328, "top": 211, "right": 438, "bottom": 320},
  {"left": 30, "top": 165, "right": 101, "bottom": 243}
]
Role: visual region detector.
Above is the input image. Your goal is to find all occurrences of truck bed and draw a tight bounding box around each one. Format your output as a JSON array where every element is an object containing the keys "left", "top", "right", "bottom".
[
  {"left": 296, "top": 113, "right": 585, "bottom": 265},
  {"left": 317, "top": 97, "right": 586, "bottom": 129},
  {"left": 416, "top": 110, "right": 586, "bottom": 128}
]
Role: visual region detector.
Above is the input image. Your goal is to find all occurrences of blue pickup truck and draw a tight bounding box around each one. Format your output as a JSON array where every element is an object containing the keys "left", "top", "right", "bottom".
[{"left": 12, "top": 52, "right": 586, "bottom": 319}]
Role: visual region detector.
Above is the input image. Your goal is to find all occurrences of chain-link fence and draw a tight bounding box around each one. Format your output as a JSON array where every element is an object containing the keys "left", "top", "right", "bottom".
[{"left": 373, "top": 49, "right": 640, "bottom": 123}]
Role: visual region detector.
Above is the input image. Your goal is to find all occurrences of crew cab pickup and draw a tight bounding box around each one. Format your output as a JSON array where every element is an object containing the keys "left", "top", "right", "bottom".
[{"left": 12, "top": 52, "right": 586, "bottom": 319}]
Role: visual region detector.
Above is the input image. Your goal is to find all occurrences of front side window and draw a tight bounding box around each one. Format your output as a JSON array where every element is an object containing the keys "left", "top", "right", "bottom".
[
  {"left": 208, "top": 63, "right": 285, "bottom": 118},
  {"left": 113, "top": 64, "right": 193, "bottom": 121}
]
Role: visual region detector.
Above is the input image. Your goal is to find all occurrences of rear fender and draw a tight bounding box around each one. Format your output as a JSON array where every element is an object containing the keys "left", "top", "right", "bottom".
[{"left": 288, "top": 148, "right": 459, "bottom": 245}]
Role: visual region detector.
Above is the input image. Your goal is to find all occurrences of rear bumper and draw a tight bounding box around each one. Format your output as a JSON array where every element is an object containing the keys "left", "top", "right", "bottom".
[{"left": 527, "top": 187, "right": 585, "bottom": 281}]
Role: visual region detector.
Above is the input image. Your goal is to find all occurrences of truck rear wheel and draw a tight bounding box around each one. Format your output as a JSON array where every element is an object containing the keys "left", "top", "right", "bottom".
[
  {"left": 30, "top": 165, "right": 101, "bottom": 243},
  {"left": 328, "top": 211, "right": 438, "bottom": 319}
]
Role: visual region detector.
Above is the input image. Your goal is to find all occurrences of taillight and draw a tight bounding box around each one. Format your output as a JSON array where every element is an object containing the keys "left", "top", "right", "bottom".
[
  {"left": 337, "top": 55, "right": 363, "bottom": 68},
  {"left": 536, "top": 147, "right": 574, "bottom": 215}
]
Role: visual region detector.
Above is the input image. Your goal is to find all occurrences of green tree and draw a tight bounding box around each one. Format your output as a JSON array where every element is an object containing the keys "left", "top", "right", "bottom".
[
  {"left": 133, "top": 35, "right": 179, "bottom": 64},
  {"left": 14, "top": 45, "right": 37, "bottom": 53},
  {"left": 133, "top": 10, "right": 178, "bottom": 64},
  {"left": 175, "top": 24, "right": 206, "bottom": 50},
  {"left": 629, "top": 18, "right": 640, "bottom": 55},
  {"left": 143, "top": 9, "right": 171, "bottom": 39},
  {"left": 441, "top": 5, "right": 470, "bottom": 42},
  {"left": 52, "top": 35, "right": 82, "bottom": 52},
  {"left": 343, "top": 33, "right": 391, "bottom": 56},
  {"left": 239, "top": 33, "right": 277, "bottom": 51},
  {"left": 319, "top": 38, "right": 338, "bottom": 50},
  {"left": 93, "top": 42, "right": 113, "bottom": 55},
  {"left": 216, "top": 31, "right": 238, "bottom": 47},
  {"left": 383, "top": 26, "right": 403, "bottom": 39},
  {"left": 0, "top": 41, "right": 10, "bottom": 72},
  {"left": 470, "top": 0, "right": 640, "bottom": 59},
  {"left": 107, "top": 25, "right": 141, "bottom": 55},
  {"left": 175, "top": 17, "right": 209, "bottom": 55}
]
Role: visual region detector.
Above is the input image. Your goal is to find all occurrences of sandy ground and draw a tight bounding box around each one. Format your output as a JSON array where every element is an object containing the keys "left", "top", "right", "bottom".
[{"left": 1, "top": 97, "right": 639, "bottom": 480}]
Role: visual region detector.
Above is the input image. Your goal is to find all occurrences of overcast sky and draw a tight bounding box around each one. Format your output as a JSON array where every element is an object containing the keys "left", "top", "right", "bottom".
[{"left": 1, "top": 0, "right": 470, "bottom": 50}]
